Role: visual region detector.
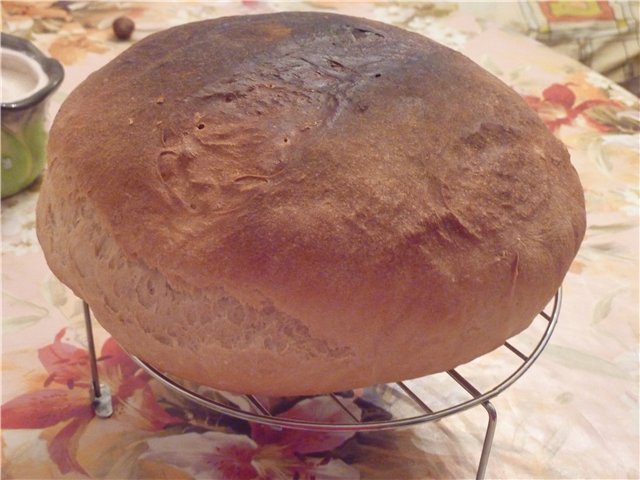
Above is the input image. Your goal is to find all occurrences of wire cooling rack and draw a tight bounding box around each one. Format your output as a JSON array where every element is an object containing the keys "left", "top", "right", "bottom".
[{"left": 81, "top": 290, "right": 561, "bottom": 480}]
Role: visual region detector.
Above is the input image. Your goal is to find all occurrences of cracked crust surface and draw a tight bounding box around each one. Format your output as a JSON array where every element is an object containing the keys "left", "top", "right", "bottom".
[{"left": 36, "top": 12, "right": 585, "bottom": 395}]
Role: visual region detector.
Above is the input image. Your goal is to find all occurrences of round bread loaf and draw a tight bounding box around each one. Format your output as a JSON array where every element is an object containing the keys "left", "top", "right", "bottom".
[{"left": 36, "top": 12, "right": 586, "bottom": 395}]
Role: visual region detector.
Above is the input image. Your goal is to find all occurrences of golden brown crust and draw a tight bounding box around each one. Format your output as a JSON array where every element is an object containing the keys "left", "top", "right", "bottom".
[{"left": 36, "top": 12, "right": 586, "bottom": 395}]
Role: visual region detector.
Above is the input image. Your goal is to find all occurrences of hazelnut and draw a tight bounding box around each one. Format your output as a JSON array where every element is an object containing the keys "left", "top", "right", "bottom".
[{"left": 113, "top": 16, "right": 135, "bottom": 41}]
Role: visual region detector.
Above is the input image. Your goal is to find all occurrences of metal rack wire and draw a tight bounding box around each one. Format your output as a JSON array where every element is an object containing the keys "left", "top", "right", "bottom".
[{"left": 82, "top": 289, "right": 561, "bottom": 480}]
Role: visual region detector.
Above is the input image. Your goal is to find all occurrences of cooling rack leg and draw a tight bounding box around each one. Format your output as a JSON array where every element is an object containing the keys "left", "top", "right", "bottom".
[
  {"left": 83, "top": 301, "right": 113, "bottom": 418},
  {"left": 476, "top": 401, "right": 497, "bottom": 480}
]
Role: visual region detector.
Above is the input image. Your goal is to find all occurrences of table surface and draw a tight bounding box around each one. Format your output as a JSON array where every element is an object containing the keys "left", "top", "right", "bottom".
[{"left": 2, "top": 2, "right": 638, "bottom": 479}]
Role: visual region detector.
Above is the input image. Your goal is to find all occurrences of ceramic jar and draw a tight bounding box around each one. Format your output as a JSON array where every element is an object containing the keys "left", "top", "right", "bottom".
[{"left": 1, "top": 33, "right": 63, "bottom": 198}]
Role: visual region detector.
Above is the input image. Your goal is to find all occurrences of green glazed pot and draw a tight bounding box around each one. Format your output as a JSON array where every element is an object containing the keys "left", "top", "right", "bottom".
[{"left": 1, "top": 33, "right": 64, "bottom": 198}]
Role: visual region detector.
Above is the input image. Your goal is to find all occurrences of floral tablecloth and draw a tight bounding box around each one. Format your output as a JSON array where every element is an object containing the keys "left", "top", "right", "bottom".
[{"left": 2, "top": 2, "right": 638, "bottom": 479}]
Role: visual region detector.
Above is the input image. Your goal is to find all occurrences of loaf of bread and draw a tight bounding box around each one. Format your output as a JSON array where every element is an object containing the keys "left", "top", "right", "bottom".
[{"left": 36, "top": 12, "right": 586, "bottom": 395}]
